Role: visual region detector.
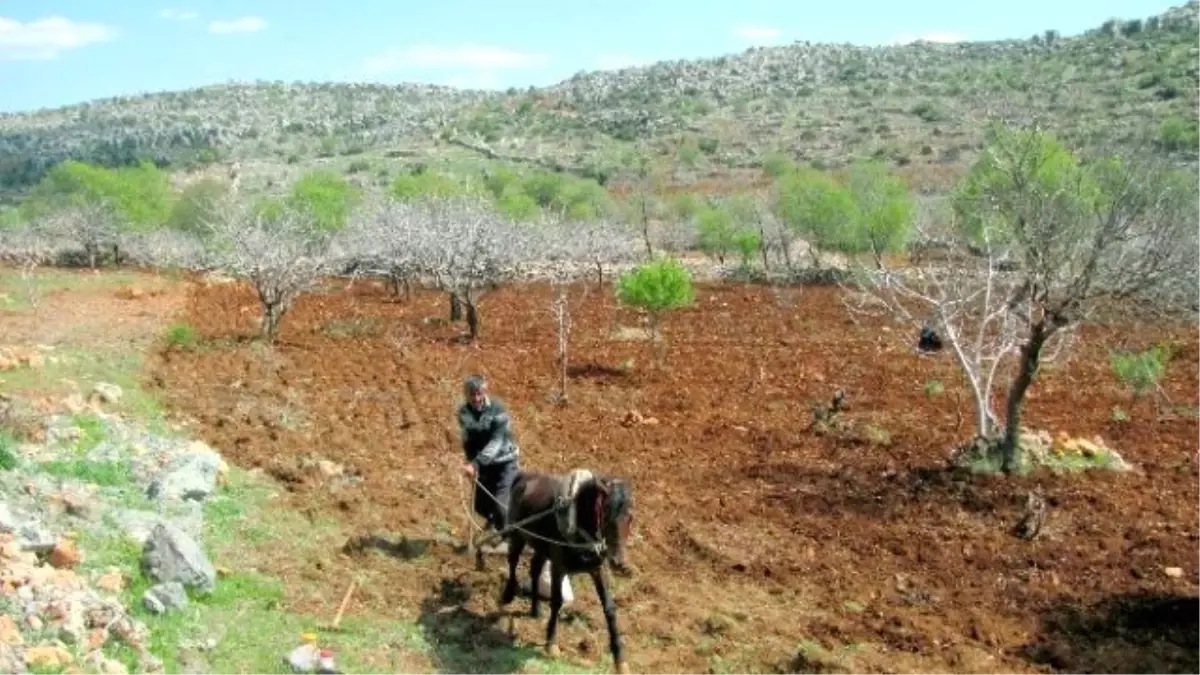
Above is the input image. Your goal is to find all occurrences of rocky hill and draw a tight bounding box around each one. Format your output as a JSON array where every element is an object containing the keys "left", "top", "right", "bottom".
[{"left": 0, "top": 2, "right": 1196, "bottom": 199}]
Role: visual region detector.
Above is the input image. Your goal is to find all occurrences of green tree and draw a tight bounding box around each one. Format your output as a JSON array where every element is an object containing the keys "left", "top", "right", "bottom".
[
  {"left": 616, "top": 257, "right": 696, "bottom": 366},
  {"left": 695, "top": 204, "right": 736, "bottom": 264},
  {"left": 949, "top": 125, "right": 1198, "bottom": 473},
  {"left": 843, "top": 160, "right": 916, "bottom": 262},
  {"left": 774, "top": 166, "right": 856, "bottom": 267},
  {"left": 288, "top": 170, "right": 361, "bottom": 233},
  {"left": 166, "top": 179, "right": 229, "bottom": 236}
]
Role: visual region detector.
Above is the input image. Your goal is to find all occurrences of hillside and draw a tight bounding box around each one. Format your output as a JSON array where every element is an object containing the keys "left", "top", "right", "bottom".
[{"left": 1, "top": 2, "right": 1196, "bottom": 200}]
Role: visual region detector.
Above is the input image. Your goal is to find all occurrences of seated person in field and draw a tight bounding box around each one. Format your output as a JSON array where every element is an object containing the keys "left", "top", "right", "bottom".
[{"left": 917, "top": 324, "right": 944, "bottom": 354}]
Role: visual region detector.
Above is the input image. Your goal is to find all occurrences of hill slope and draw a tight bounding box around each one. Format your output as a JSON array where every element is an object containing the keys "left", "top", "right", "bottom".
[{"left": 1, "top": 2, "right": 1196, "bottom": 199}]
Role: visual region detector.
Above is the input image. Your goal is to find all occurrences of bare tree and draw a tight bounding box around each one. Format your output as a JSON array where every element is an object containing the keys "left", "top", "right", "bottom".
[
  {"left": 402, "top": 196, "right": 542, "bottom": 342},
  {"left": 39, "top": 201, "right": 119, "bottom": 268},
  {"left": 204, "top": 198, "right": 336, "bottom": 343},
  {"left": 844, "top": 124, "right": 1199, "bottom": 474},
  {"left": 555, "top": 218, "right": 641, "bottom": 287},
  {"left": 341, "top": 196, "right": 423, "bottom": 299}
]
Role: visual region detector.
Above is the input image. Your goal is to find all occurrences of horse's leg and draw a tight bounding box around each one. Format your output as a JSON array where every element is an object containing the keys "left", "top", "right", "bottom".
[
  {"left": 544, "top": 558, "right": 566, "bottom": 659},
  {"left": 589, "top": 567, "right": 628, "bottom": 674},
  {"left": 500, "top": 533, "right": 525, "bottom": 606},
  {"left": 529, "top": 549, "right": 547, "bottom": 619}
]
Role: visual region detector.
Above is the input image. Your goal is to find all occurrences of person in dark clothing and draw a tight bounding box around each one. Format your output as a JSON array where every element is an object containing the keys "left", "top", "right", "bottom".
[
  {"left": 458, "top": 375, "right": 522, "bottom": 541},
  {"left": 917, "top": 324, "right": 944, "bottom": 354}
]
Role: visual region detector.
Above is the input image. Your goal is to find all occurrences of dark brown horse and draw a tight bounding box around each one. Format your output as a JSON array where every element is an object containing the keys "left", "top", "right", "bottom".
[{"left": 497, "top": 468, "right": 635, "bottom": 674}]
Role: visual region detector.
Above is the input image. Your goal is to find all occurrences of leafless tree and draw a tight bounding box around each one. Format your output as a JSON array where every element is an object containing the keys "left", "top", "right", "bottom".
[
  {"left": 38, "top": 201, "right": 119, "bottom": 268},
  {"left": 203, "top": 198, "right": 336, "bottom": 343},
  {"left": 121, "top": 229, "right": 213, "bottom": 272},
  {"left": 341, "top": 196, "right": 423, "bottom": 299},
  {"left": 550, "top": 218, "right": 641, "bottom": 287},
  {"left": 402, "top": 196, "right": 543, "bottom": 341},
  {"left": 843, "top": 126, "right": 1198, "bottom": 474}
]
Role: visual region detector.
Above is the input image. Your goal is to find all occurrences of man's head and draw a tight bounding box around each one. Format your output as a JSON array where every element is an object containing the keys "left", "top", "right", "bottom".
[{"left": 464, "top": 374, "right": 489, "bottom": 410}]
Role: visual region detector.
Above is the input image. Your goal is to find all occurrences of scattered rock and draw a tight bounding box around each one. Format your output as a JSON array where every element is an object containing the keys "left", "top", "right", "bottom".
[
  {"left": 25, "top": 644, "right": 73, "bottom": 670},
  {"left": 48, "top": 539, "right": 82, "bottom": 569},
  {"left": 141, "top": 522, "right": 217, "bottom": 594},
  {"left": 1165, "top": 566, "right": 1184, "bottom": 578},
  {"left": 146, "top": 446, "right": 224, "bottom": 502},
  {"left": 143, "top": 582, "right": 189, "bottom": 615},
  {"left": 90, "top": 382, "right": 123, "bottom": 406}
]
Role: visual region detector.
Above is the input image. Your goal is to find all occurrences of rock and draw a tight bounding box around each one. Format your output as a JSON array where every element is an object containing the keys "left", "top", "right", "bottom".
[
  {"left": 146, "top": 448, "right": 224, "bottom": 502},
  {"left": 0, "top": 616, "right": 22, "bottom": 645},
  {"left": 1165, "top": 566, "right": 1184, "bottom": 578},
  {"left": 112, "top": 508, "right": 204, "bottom": 545},
  {"left": 48, "top": 539, "right": 82, "bottom": 568},
  {"left": 143, "top": 582, "right": 189, "bottom": 614},
  {"left": 90, "top": 383, "right": 123, "bottom": 405},
  {"left": 96, "top": 568, "right": 126, "bottom": 593},
  {"left": 141, "top": 522, "right": 217, "bottom": 594},
  {"left": 26, "top": 644, "right": 74, "bottom": 670}
]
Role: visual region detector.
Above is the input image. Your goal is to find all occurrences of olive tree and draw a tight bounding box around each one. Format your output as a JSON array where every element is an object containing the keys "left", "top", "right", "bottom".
[{"left": 845, "top": 124, "right": 1199, "bottom": 474}]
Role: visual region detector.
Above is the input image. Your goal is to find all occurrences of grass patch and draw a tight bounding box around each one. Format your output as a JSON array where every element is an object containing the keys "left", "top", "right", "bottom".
[
  {"left": 0, "top": 269, "right": 144, "bottom": 312},
  {"left": 37, "top": 459, "right": 133, "bottom": 486},
  {"left": 0, "top": 346, "right": 163, "bottom": 420},
  {"left": 161, "top": 323, "right": 199, "bottom": 351}
]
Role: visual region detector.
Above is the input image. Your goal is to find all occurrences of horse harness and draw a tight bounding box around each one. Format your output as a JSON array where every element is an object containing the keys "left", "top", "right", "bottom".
[{"left": 492, "top": 468, "right": 608, "bottom": 554}]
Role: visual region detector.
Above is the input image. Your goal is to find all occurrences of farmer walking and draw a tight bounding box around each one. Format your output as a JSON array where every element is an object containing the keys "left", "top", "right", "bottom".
[{"left": 457, "top": 374, "right": 521, "bottom": 552}]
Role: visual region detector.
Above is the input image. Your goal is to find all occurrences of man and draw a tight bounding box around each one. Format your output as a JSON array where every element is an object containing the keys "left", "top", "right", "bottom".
[{"left": 458, "top": 374, "right": 521, "bottom": 546}]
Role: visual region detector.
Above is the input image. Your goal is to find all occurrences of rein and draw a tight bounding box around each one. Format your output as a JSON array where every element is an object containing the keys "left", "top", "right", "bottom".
[{"left": 463, "top": 473, "right": 607, "bottom": 554}]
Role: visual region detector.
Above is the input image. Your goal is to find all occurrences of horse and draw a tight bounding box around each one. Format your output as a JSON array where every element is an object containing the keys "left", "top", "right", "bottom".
[{"left": 496, "top": 468, "right": 635, "bottom": 674}]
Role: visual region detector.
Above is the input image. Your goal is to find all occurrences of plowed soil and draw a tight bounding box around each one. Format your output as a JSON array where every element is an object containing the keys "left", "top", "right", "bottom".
[{"left": 148, "top": 279, "right": 1199, "bottom": 674}]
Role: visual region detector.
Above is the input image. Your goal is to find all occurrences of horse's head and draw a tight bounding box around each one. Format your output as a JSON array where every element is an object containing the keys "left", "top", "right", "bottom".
[{"left": 593, "top": 475, "right": 634, "bottom": 575}]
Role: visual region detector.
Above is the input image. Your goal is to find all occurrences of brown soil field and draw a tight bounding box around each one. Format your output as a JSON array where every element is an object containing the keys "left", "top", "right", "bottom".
[{"left": 147, "top": 278, "right": 1199, "bottom": 674}]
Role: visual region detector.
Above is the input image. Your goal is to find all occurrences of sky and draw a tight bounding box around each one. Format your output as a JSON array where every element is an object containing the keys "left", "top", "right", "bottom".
[{"left": 0, "top": 0, "right": 1183, "bottom": 114}]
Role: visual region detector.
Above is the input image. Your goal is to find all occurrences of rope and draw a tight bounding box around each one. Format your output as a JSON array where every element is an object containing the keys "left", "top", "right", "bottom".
[{"left": 458, "top": 468, "right": 605, "bottom": 553}]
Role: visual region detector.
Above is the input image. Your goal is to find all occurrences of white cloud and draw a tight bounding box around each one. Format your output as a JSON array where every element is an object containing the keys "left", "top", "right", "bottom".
[
  {"left": 159, "top": 8, "right": 198, "bottom": 21},
  {"left": 595, "top": 53, "right": 649, "bottom": 70},
  {"left": 0, "top": 15, "right": 116, "bottom": 61},
  {"left": 733, "top": 24, "right": 782, "bottom": 43},
  {"left": 362, "top": 43, "right": 549, "bottom": 75},
  {"left": 894, "top": 31, "right": 964, "bottom": 45},
  {"left": 208, "top": 16, "right": 267, "bottom": 35}
]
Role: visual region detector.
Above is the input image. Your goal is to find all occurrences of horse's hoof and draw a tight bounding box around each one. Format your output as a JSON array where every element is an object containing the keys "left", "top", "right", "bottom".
[
  {"left": 545, "top": 645, "right": 561, "bottom": 659},
  {"left": 615, "top": 661, "right": 631, "bottom": 675}
]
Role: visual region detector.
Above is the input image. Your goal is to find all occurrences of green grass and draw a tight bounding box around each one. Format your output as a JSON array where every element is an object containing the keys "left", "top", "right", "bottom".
[
  {"left": 0, "top": 269, "right": 144, "bottom": 312},
  {"left": 37, "top": 458, "right": 133, "bottom": 486},
  {"left": 0, "top": 345, "right": 163, "bottom": 420},
  {"left": 68, "top": 464, "right": 603, "bottom": 674}
]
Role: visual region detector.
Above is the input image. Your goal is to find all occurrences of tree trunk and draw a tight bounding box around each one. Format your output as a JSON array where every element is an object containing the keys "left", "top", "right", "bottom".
[
  {"left": 465, "top": 296, "right": 481, "bottom": 341},
  {"left": 640, "top": 197, "right": 653, "bottom": 259},
  {"left": 758, "top": 222, "right": 770, "bottom": 270},
  {"left": 449, "top": 292, "right": 462, "bottom": 322},
  {"left": 262, "top": 302, "right": 285, "bottom": 343},
  {"left": 1000, "top": 322, "right": 1054, "bottom": 474}
]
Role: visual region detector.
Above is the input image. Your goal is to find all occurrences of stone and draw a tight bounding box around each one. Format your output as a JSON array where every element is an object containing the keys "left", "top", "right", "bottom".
[
  {"left": 143, "top": 582, "right": 189, "bottom": 614},
  {"left": 26, "top": 644, "right": 74, "bottom": 670},
  {"left": 48, "top": 539, "right": 82, "bottom": 569},
  {"left": 91, "top": 383, "right": 123, "bottom": 405},
  {"left": 141, "top": 523, "right": 217, "bottom": 594},
  {"left": 0, "top": 616, "right": 21, "bottom": 646},
  {"left": 146, "top": 449, "right": 224, "bottom": 502}
]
